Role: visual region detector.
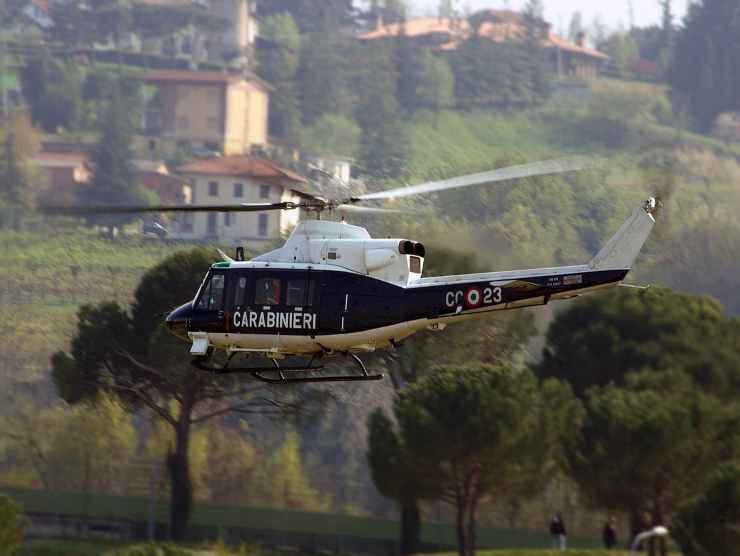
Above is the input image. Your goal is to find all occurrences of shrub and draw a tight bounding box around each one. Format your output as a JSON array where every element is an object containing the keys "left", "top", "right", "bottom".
[
  {"left": 0, "top": 494, "right": 26, "bottom": 555},
  {"left": 102, "top": 544, "right": 192, "bottom": 556},
  {"left": 673, "top": 463, "right": 740, "bottom": 556}
]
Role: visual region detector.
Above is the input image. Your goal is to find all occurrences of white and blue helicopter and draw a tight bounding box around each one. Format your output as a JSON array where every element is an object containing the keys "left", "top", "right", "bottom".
[{"left": 53, "top": 157, "right": 659, "bottom": 384}]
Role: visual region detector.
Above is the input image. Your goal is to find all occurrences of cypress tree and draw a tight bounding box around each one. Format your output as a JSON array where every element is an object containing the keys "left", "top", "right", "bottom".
[
  {"left": 78, "top": 89, "right": 150, "bottom": 233},
  {"left": 258, "top": 14, "right": 302, "bottom": 143}
]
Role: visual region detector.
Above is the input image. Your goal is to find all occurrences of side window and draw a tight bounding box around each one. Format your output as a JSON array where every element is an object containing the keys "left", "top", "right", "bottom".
[
  {"left": 286, "top": 279, "right": 315, "bottom": 307},
  {"left": 235, "top": 276, "right": 248, "bottom": 306},
  {"left": 196, "top": 273, "right": 225, "bottom": 310},
  {"left": 255, "top": 277, "right": 281, "bottom": 306}
]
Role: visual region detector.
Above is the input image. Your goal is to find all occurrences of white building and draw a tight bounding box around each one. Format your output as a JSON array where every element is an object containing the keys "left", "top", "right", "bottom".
[{"left": 173, "top": 155, "right": 314, "bottom": 247}]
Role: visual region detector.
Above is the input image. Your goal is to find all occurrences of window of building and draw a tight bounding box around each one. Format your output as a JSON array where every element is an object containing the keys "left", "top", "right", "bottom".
[
  {"left": 207, "top": 212, "right": 217, "bottom": 235},
  {"left": 224, "top": 213, "right": 234, "bottom": 227},
  {"left": 286, "top": 279, "right": 315, "bottom": 307},
  {"left": 259, "top": 185, "right": 270, "bottom": 199},
  {"left": 254, "top": 278, "right": 281, "bottom": 306},
  {"left": 208, "top": 181, "right": 219, "bottom": 197},
  {"left": 182, "top": 213, "right": 194, "bottom": 233},
  {"left": 235, "top": 276, "right": 248, "bottom": 306},
  {"left": 177, "top": 117, "right": 190, "bottom": 131},
  {"left": 233, "top": 183, "right": 244, "bottom": 197},
  {"left": 196, "top": 273, "right": 225, "bottom": 311},
  {"left": 258, "top": 214, "right": 269, "bottom": 237},
  {"left": 207, "top": 116, "right": 219, "bottom": 131}
]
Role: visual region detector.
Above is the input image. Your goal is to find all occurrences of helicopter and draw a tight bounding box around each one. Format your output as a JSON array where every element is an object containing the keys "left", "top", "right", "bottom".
[{"left": 49, "top": 157, "right": 658, "bottom": 384}]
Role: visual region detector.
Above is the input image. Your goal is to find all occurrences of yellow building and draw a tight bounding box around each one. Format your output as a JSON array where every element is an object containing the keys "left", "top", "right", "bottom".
[
  {"left": 139, "top": 70, "right": 269, "bottom": 157},
  {"left": 172, "top": 155, "right": 314, "bottom": 248}
]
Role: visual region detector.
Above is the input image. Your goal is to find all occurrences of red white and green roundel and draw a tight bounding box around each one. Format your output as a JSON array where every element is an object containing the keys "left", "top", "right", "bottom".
[{"left": 464, "top": 287, "right": 483, "bottom": 308}]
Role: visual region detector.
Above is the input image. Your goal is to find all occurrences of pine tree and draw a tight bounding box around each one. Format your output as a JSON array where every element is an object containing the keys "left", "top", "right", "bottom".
[
  {"left": 395, "top": 14, "right": 422, "bottom": 114},
  {"left": 258, "top": 14, "right": 302, "bottom": 143},
  {"left": 522, "top": 0, "right": 551, "bottom": 104},
  {"left": 670, "top": 1, "right": 740, "bottom": 131},
  {"left": 355, "top": 43, "right": 409, "bottom": 178},
  {"left": 438, "top": 0, "right": 455, "bottom": 19}
]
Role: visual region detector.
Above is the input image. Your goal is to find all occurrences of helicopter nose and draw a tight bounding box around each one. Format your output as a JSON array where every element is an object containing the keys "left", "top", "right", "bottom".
[{"left": 166, "top": 302, "right": 192, "bottom": 341}]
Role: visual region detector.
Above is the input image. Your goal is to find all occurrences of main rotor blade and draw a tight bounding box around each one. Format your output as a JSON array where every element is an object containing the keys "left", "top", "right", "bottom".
[
  {"left": 334, "top": 204, "right": 410, "bottom": 215},
  {"left": 40, "top": 202, "right": 298, "bottom": 214},
  {"left": 354, "top": 156, "right": 594, "bottom": 201}
]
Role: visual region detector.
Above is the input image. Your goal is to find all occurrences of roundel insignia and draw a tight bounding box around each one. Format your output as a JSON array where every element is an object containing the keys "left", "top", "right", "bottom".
[{"left": 464, "top": 287, "right": 482, "bottom": 308}]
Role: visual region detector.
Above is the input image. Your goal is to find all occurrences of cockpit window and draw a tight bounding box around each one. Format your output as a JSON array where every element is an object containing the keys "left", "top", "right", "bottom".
[
  {"left": 255, "top": 278, "right": 281, "bottom": 306},
  {"left": 196, "top": 273, "right": 225, "bottom": 311}
]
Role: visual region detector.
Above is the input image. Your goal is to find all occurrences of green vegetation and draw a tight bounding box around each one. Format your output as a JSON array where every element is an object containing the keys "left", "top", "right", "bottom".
[
  {"left": 0, "top": 493, "right": 25, "bottom": 555},
  {"left": 673, "top": 463, "right": 740, "bottom": 556}
]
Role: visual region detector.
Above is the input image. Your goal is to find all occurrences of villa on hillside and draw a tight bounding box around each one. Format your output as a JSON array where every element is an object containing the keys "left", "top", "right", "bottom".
[
  {"left": 138, "top": 69, "right": 270, "bottom": 159},
  {"left": 359, "top": 9, "right": 608, "bottom": 79},
  {"left": 171, "top": 155, "right": 316, "bottom": 246}
]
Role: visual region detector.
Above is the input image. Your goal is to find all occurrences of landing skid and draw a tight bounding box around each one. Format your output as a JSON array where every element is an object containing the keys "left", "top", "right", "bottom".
[{"left": 191, "top": 352, "right": 383, "bottom": 384}]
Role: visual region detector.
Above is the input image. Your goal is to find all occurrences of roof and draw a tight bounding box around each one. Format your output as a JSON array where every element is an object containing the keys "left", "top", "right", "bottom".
[
  {"left": 548, "top": 32, "right": 609, "bottom": 60},
  {"left": 359, "top": 17, "right": 461, "bottom": 40},
  {"left": 30, "top": 0, "right": 49, "bottom": 12},
  {"left": 360, "top": 11, "right": 608, "bottom": 61},
  {"left": 141, "top": 70, "right": 271, "bottom": 91},
  {"left": 176, "top": 156, "right": 308, "bottom": 183},
  {"left": 34, "top": 151, "right": 89, "bottom": 169}
]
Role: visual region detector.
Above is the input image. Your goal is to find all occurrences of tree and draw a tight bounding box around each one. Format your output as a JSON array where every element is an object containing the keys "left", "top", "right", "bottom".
[
  {"left": 257, "top": 0, "right": 355, "bottom": 34},
  {"left": 258, "top": 14, "right": 302, "bottom": 142},
  {"left": 0, "top": 494, "right": 25, "bottom": 555},
  {"left": 51, "top": 248, "right": 309, "bottom": 539},
  {"left": 300, "top": 114, "right": 361, "bottom": 159},
  {"left": 414, "top": 52, "right": 454, "bottom": 116},
  {"left": 6, "top": 395, "right": 137, "bottom": 494},
  {"left": 253, "top": 431, "right": 329, "bottom": 511},
  {"left": 19, "top": 51, "right": 83, "bottom": 132},
  {"left": 521, "top": 0, "right": 552, "bottom": 103},
  {"left": 367, "top": 409, "right": 433, "bottom": 555},
  {"left": 673, "top": 463, "right": 740, "bottom": 556},
  {"left": 296, "top": 28, "right": 353, "bottom": 125},
  {"left": 601, "top": 32, "right": 639, "bottom": 79},
  {"left": 669, "top": 1, "right": 740, "bottom": 131},
  {"left": 77, "top": 89, "right": 152, "bottom": 233},
  {"left": 564, "top": 370, "right": 740, "bottom": 555},
  {"left": 355, "top": 43, "right": 409, "bottom": 178},
  {"left": 380, "top": 365, "right": 577, "bottom": 556},
  {"left": 438, "top": 0, "right": 456, "bottom": 19},
  {"left": 0, "top": 110, "right": 39, "bottom": 216},
  {"left": 568, "top": 12, "right": 583, "bottom": 43},
  {"left": 539, "top": 288, "right": 740, "bottom": 399}
]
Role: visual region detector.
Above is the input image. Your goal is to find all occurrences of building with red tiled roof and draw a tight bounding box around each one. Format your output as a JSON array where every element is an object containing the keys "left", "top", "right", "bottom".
[
  {"left": 172, "top": 155, "right": 313, "bottom": 245},
  {"left": 359, "top": 9, "right": 608, "bottom": 79},
  {"left": 138, "top": 69, "right": 269, "bottom": 159}
]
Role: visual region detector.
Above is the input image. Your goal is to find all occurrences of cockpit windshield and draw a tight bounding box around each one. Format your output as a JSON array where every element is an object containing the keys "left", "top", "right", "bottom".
[{"left": 195, "top": 272, "right": 225, "bottom": 311}]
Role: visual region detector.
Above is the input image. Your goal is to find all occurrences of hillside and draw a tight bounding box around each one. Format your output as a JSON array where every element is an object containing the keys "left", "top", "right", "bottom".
[{"left": 0, "top": 226, "right": 186, "bottom": 407}]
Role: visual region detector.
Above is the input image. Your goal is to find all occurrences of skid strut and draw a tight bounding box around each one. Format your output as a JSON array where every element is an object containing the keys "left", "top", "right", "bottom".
[{"left": 191, "top": 352, "right": 383, "bottom": 384}]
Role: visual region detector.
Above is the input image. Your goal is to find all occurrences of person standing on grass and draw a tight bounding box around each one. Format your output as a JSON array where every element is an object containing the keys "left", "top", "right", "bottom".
[
  {"left": 550, "top": 513, "right": 567, "bottom": 550},
  {"left": 603, "top": 517, "right": 618, "bottom": 549}
]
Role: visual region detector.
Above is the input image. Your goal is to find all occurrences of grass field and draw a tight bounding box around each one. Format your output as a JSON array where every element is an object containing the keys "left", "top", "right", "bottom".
[
  {"left": 3, "top": 487, "right": 607, "bottom": 552},
  {"left": 0, "top": 226, "right": 188, "bottom": 397},
  {"left": 19, "top": 542, "right": 670, "bottom": 556}
]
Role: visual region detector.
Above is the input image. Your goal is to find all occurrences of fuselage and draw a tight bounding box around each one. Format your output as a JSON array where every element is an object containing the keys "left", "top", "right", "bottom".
[{"left": 166, "top": 260, "right": 627, "bottom": 356}]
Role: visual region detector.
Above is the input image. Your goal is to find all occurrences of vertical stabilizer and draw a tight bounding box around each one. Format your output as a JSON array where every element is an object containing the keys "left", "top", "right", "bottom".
[{"left": 589, "top": 199, "right": 657, "bottom": 271}]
